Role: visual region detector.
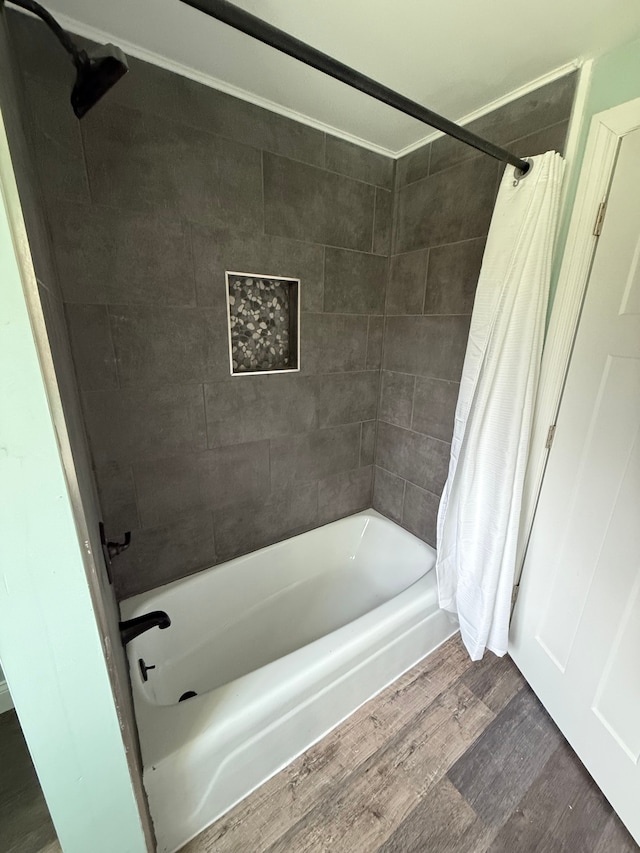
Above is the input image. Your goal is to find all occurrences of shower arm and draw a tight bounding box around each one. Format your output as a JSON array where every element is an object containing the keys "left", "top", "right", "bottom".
[
  {"left": 4, "top": 0, "right": 83, "bottom": 68},
  {"left": 179, "top": 0, "right": 532, "bottom": 176}
]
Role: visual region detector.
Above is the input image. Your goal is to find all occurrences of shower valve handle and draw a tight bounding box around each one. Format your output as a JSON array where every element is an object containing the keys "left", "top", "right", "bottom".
[{"left": 106, "top": 531, "right": 131, "bottom": 559}]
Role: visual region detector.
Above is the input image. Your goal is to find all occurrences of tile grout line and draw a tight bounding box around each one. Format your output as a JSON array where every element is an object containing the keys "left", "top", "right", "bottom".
[
  {"left": 375, "top": 461, "right": 444, "bottom": 502},
  {"left": 421, "top": 247, "right": 431, "bottom": 315},
  {"left": 378, "top": 417, "right": 453, "bottom": 446},
  {"left": 371, "top": 188, "right": 377, "bottom": 254},
  {"left": 260, "top": 149, "right": 266, "bottom": 237},
  {"left": 408, "top": 375, "right": 418, "bottom": 432}
]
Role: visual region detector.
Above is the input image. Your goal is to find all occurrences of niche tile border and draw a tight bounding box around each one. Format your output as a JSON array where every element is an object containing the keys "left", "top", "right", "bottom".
[{"left": 225, "top": 272, "right": 301, "bottom": 376}]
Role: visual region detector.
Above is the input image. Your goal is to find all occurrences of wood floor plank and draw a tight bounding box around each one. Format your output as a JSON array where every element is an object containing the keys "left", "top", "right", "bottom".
[
  {"left": 180, "top": 636, "right": 638, "bottom": 853},
  {"left": 180, "top": 706, "right": 390, "bottom": 853},
  {"left": 372, "top": 636, "right": 472, "bottom": 733},
  {"left": 446, "top": 686, "right": 562, "bottom": 827},
  {"left": 536, "top": 763, "right": 614, "bottom": 852},
  {"left": 487, "top": 739, "right": 599, "bottom": 852},
  {"left": 461, "top": 651, "right": 526, "bottom": 714},
  {"left": 265, "top": 756, "right": 420, "bottom": 853},
  {"left": 376, "top": 777, "right": 495, "bottom": 853},
  {"left": 0, "top": 711, "right": 59, "bottom": 853},
  {"left": 380, "top": 681, "right": 495, "bottom": 797},
  {"left": 595, "top": 813, "right": 640, "bottom": 853}
]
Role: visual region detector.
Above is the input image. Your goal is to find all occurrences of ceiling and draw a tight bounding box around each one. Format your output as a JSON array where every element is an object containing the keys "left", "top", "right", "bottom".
[{"left": 46, "top": 0, "right": 640, "bottom": 154}]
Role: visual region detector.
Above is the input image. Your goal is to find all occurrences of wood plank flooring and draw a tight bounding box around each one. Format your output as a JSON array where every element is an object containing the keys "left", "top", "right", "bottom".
[
  {"left": 0, "top": 709, "right": 61, "bottom": 853},
  {"left": 181, "top": 635, "right": 639, "bottom": 853}
]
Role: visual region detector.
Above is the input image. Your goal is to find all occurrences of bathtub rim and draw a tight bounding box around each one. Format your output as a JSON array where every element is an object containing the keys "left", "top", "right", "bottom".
[{"left": 119, "top": 509, "right": 431, "bottom": 620}]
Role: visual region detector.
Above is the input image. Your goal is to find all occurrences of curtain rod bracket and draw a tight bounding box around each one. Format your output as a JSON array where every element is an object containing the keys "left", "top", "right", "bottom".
[{"left": 513, "top": 158, "right": 534, "bottom": 187}]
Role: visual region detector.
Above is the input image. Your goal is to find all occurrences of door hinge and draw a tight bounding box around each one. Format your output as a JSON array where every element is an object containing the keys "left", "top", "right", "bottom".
[
  {"left": 510, "top": 583, "right": 520, "bottom": 617},
  {"left": 545, "top": 424, "right": 556, "bottom": 449},
  {"left": 593, "top": 201, "right": 607, "bottom": 237}
]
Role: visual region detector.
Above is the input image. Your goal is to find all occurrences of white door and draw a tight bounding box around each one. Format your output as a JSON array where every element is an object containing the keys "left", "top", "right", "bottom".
[{"left": 510, "top": 121, "right": 640, "bottom": 843}]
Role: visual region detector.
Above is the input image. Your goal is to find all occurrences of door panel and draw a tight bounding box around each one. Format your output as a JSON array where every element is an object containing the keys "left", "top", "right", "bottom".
[{"left": 510, "top": 122, "right": 640, "bottom": 843}]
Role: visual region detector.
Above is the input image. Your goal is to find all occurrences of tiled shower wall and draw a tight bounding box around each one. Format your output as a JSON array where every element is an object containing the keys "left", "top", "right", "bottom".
[
  {"left": 7, "top": 11, "right": 393, "bottom": 600},
  {"left": 8, "top": 8, "right": 576, "bottom": 598},
  {"left": 372, "top": 73, "right": 577, "bottom": 544}
]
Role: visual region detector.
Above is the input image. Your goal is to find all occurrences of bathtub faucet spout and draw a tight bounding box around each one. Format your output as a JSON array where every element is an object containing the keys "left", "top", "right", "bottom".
[{"left": 119, "top": 611, "right": 171, "bottom": 645}]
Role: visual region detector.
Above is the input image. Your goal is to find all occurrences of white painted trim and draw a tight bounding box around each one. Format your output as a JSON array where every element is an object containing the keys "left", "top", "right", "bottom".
[
  {"left": 514, "top": 95, "right": 640, "bottom": 587},
  {"left": 558, "top": 60, "right": 594, "bottom": 206},
  {"left": 18, "top": 8, "right": 580, "bottom": 160},
  {"left": 225, "top": 271, "right": 301, "bottom": 376},
  {"left": 514, "top": 58, "right": 594, "bottom": 576},
  {"left": 394, "top": 61, "right": 582, "bottom": 158},
  {"left": 0, "top": 679, "right": 13, "bottom": 714}
]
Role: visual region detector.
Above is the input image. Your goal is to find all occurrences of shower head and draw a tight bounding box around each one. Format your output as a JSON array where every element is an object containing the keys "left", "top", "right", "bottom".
[
  {"left": 71, "top": 45, "right": 129, "bottom": 118},
  {"left": 6, "top": 0, "right": 128, "bottom": 118}
]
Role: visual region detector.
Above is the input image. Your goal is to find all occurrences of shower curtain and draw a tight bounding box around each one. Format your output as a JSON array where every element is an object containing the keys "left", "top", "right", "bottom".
[{"left": 436, "top": 150, "right": 564, "bottom": 661}]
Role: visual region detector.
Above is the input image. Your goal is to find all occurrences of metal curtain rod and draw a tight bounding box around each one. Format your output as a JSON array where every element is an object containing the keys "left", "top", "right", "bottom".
[{"left": 179, "top": 0, "right": 531, "bottom": 174}]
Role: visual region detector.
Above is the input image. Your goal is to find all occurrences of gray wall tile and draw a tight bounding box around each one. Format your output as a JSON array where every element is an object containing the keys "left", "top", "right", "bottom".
[
  {"left": 395, "top": 156, "right": 499, "bottom": 254},
  {"left": 360, "top": 420, "right": 376, "bottom": 466},
  {"left": 50, "top": 201, "right": 195, "bottom": 306},
  {"left": 163, "top": 70, "right": 326, "bottom": 167},
  {"left": 429, "top": 73, "right": 577, "bottom": 175},
  {"left": 396, "top": 144, "right": 431, "bottom": 189},
  {"left": 376, "top": 421, "right": 450, "bottom": 495},
  {"left": 366, "top": 316, "right": 384, "bottom": 371},
  {"left": 213, "top": 483, "right": 318, "bottom": 561},
  {"left": 83, "top": 385, "right": 207, "bottom": 464},
  {"left": 133, "top": 453, "right": 203, "bottom": 529},
  {"left": 301, "top": 313, "right": 369, "bottom": 374},
  {"left": 412, "top": 377, "right": 460, "bottom": 443},
  {"left": 384, "top": 315, "right": 471, "bottom": 380},
  {"left": 198, "top": 442, "right": 271, "bottom": 510},
  {"left": 113, "top": 512, "right": 216, "bottom": 599},
  {"left": 205, "top": 374, "right": 317, "bottom": 446},
  {"left": 316, "top": 372, "right": 378, "bottom": 427},
  {"left": 402, "top": 482, "right": 440, "bottom": 546},
  {"left": 386, "top": 251, "right": 428, "bottom": 315},
  {"left": 82, "top": 102, "right": 263, "bottom": 231},
  {"left": 191, "top": 225, "right": 324, "bottom": 313},
  {"left": 373, "top": 188, "right": 393, "bottom": 256},
  {"left": 372, "top": 467, "right": 405, "bottom": 524},
  {"left": 21, "top": 75, "right": 90, "bottom": 207},
  {"left": 6, "top": 8, "right": 76, "bottom": 86},
  {"left": 325, "top": 135, "right": 394, "bottom": 189},
  {"left": 324, "top": 248, "right": 387, "bottom": 314},
  {"left": 13, "top": 9, "right": 577, "bottom": 598},
  {"left": 424, "top": 238, "right": 485, "bottom": 315},
  {"left": 379, "top": 371, "right": 415, "bottom": 429},
  {"left": 65, "top": 303, "right": 118, "bottom": 391},
  {"left": 318, "top": 466, "right": 373, "bottom": 525},
  {"left": 109, "top": 305, "right": 226, "bottom": 386},
  {"left": 133, "top": 442, "right": 270, "bottom": 527},
  {"left": 94, "top": 462, "right": 140, "bottom": 538},
  {"left": 271, "top": 423, "right": 361, "bottom": 490},
  {"left": 508, "top": 120, "right": 570, "bottom": 159},
  {"left": 263, "top": 153, "right": 375, "bottom": 251}
]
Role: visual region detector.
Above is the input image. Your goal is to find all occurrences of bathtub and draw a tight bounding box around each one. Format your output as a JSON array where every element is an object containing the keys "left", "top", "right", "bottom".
[{"left": 120, "top": 510, "right": 457, "bottom": 853}]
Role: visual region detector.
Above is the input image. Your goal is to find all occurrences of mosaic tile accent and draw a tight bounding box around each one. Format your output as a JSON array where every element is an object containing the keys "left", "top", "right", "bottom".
[{"left": 226, "top": 272, "right": 300, "bottom": 374}]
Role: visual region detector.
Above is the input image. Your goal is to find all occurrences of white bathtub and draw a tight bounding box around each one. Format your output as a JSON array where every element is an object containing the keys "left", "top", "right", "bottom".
[{"left": 120, "top": 510, "right": 457, "bottom": 853}]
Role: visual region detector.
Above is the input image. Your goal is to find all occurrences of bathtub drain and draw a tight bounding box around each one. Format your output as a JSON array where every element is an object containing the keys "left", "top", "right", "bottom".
[{"left": 179, "top": 691, "right": 198, "bottom": 702}]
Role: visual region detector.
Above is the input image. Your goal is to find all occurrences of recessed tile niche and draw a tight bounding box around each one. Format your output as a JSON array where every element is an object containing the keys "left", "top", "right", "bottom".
[{"left": 226, "top": 272, "right": 300, "bottom": 375}]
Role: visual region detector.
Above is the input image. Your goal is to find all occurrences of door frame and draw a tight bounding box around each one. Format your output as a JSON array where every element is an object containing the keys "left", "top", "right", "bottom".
[
  {"left": 0, "top": 104, "right": 150, "bottom": 852},
  {"left": 513, "top": 94, "right": 640, "bottom": 590}
]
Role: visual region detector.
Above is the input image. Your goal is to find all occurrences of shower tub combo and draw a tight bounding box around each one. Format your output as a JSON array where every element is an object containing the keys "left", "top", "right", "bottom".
[{"left": 121, "top": 510, "right": 456, "bottom": 853}]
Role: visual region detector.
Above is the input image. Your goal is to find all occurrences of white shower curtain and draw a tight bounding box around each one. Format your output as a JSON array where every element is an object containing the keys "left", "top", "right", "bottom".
[{"left": 436, "top": 151, "right": 564, "bottom": 661}]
